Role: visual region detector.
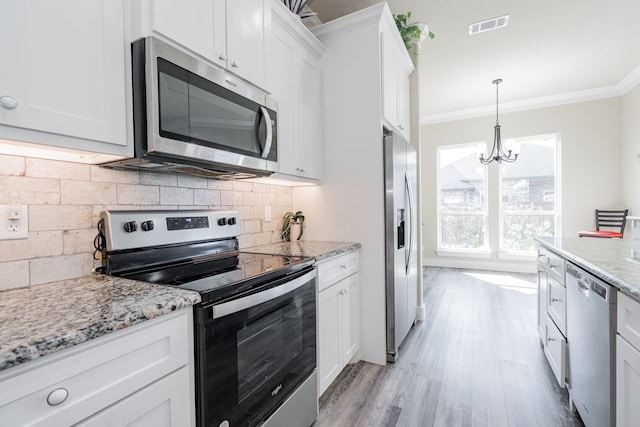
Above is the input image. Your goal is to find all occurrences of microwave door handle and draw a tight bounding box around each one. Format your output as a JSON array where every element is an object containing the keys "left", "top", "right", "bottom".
[{"left": 259, "top": 106, "right": 273, "bottom": 158}]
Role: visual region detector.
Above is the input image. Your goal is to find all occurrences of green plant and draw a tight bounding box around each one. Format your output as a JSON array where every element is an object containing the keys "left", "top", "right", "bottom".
[
  {"left": 393, "top": 12, "right": 434, "bottom": 52},
  {"left": 282, "top": 210, "right": 305, "bottom": 240}
]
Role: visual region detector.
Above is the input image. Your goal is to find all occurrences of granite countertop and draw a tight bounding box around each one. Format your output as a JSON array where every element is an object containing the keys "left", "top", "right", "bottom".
[
  {"left": 0, "top": 274, "right": 201, "bottom": 372},
  {"left": 536, "top": 236, "right": 640, "bottom": 299},
  {"left": 245, "top": 241, "right": 361, "bottom": 262}
]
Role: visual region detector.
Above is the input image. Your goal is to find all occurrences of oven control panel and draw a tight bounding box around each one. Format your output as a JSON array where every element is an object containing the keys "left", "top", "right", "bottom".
[{"left": 101, "top": 210, "right": 241, "bottom": 251}]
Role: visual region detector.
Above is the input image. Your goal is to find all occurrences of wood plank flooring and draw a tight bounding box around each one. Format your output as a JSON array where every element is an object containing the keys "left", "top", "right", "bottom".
[{"left": 315, "top": 267, "right": 584, "bottom": 427}]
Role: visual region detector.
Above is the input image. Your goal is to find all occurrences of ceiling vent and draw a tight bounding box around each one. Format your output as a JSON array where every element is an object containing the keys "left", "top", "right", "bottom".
[{"left": 469, "top": 15, "right": 510, "bottom": 35}]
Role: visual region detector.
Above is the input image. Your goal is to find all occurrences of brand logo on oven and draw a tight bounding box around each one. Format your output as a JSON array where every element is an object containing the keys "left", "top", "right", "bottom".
[{"left": 271, "top": 383, "right": 283, "bottom": 396}]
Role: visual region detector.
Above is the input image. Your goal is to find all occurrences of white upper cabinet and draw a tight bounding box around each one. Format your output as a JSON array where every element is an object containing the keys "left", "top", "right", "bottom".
[
  {"left": 0, "top": 0, "right": 131, "bottom": 161},
  {"left": 136, "top": 0, "right": 270, "bottom": 90},
  {"left": 381, "top": 27, "right": 413, "bottom": 141},
  {"left": 268, "top": 1, "right": 324, "bottom": 181}
]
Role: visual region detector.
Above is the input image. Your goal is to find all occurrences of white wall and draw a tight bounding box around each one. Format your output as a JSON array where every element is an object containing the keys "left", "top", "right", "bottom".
[
  {"left": 421, "top": 97, "right": 622, "bottom": 270},
  {"left": 622, "top": 84, "right": 640, "bottom": 213}
]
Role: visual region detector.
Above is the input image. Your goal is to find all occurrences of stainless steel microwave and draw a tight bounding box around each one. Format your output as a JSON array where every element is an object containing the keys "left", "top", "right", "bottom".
[{"left": 102, "top": 36, "right": 278, "bottom": 179}]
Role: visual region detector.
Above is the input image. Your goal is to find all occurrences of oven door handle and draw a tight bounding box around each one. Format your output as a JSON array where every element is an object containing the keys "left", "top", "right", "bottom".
[{"left": 211, "top": 269, "right": 316, "bottom": 319}]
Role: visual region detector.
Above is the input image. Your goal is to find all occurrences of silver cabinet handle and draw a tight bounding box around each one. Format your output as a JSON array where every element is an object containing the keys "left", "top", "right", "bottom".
[
  {"left": 47, "top": 388, "right": 69, "bottom": 406},
  {"left": 296, "top": 167, "right": 306, "bottom": 173},
  {"left": 0, "top": 95, "right": 18, "bottom": 110},
  {"left": 231, "top": 61, "right": 238, "bottom": 68},
  {"left": 219, "top": 53, "right": 226, "bottom": 61},
  {"left": 547, "top": 337, "right": 556, "bottom": 343},
  {"left": 340, "top": 264, "right": 348, "bottom": 270},
  {"left": 551, "top": 297, "right": 561, "bottom": 302},
  {"left": 339, "top": 289, "right": 348, "bottom": 296}
]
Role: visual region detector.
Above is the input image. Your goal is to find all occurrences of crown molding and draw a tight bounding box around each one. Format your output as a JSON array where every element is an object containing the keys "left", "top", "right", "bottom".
[{"left": 421, "top": 65, "right": 640, "bottom": 125}]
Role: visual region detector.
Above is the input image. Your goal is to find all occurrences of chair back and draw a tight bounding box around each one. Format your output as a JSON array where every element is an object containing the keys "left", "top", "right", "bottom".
[{"left": 595, "top": 209, "right": 629, "bottom": 236}]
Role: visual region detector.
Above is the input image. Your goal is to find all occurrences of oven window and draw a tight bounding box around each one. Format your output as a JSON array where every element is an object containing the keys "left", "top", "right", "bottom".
[
  {"left": 198, "top": 274, "right": 316, "bottom": 427},
  {"left": 237, "top": 299, "right": 303, "bottom": 403}
]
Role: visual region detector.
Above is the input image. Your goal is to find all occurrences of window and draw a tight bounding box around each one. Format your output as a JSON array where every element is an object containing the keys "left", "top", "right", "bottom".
[
  {"left": 437, "top": 144, "right": 488, "bottom": 251},
  {"left": 499, "top": 135, "right": 559, "bottom": 253}
]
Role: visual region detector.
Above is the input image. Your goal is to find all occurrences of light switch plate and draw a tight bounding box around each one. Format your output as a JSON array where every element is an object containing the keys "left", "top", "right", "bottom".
[{"left": 0, "top": 205, "right": 29, "bottom": 240}]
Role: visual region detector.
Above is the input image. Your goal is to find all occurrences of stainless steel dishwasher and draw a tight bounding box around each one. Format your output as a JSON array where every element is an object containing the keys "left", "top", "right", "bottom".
[{"left": 566, "top": 262, "right": 617, "bottom": 427}]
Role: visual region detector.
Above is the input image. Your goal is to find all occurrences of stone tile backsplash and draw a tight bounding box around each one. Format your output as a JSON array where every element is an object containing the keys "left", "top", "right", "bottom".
[{"left": 0, "top": 154, "right": 293, "bottom": 291}]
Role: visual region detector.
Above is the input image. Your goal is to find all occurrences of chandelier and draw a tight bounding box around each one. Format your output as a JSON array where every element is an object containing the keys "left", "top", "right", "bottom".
[{"left": 479, "top": 79, "right": 517, "bottom": 165}]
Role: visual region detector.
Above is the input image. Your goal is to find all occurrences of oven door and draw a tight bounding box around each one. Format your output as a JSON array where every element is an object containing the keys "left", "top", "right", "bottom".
[{"left": 195, "top": 268, "right": 317, "bottom": 427}]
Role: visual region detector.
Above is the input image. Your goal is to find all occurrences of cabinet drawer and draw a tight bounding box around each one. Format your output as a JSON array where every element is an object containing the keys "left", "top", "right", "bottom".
[
  {"left": 77, "top": 366, "right": 192, "bottom": 427},
  {"left": 0, "top": 309, "right": 191, "bottom": 427},
  {"left": 618, "top": 292, "right": 640, "bottom": 350},
  {"left": 317, "top": 251, "right": 359, "bottom": 292},
  {"left": 547, "top": 277, "right": 567, "bottom": 336},
  {"left": 547, "top": 252, "right": 566, "bottom": 284},
  {"left": 544, "top": 315, "right": 567, "bottom": 387}
]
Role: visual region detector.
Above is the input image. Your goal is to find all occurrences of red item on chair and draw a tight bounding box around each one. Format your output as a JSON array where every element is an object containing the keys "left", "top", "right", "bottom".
[{"left": 577, "top": 209, "right": 628, "bottom": 239}]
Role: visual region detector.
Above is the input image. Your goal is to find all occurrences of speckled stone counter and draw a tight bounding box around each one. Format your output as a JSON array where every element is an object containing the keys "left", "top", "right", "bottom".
[
  {"left": 0, "top": 274, "right": 201, "bottom": 372},
  {"left": 245, "top": 241, "right": 361, "bottom": 262},
  {"left": 536, "top": 236, "right": 640, "bottom": 299}
]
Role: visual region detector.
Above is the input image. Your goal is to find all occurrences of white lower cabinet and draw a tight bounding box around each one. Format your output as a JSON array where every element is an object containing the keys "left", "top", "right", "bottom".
[
  {"left": 536, "top": 245, "right": 567, "bottom": 387},
  {"left": 317, "top": 251, "right": 360, "bottom": 395},
  {"left": 0, "top": 309, "right": 194, "bottom": 427},
  {"left": 617, "top": 292, "right": 640, "bottom": 427}
]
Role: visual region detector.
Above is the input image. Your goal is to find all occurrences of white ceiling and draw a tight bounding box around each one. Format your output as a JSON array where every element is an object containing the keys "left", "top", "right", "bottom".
[{"left": 306, "top": 0, "right": 640, "bottom": 124}]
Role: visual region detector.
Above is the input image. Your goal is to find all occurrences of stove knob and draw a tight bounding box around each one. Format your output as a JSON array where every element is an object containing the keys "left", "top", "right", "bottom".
[
  {"left": 217, "top": 218, "right": 227, "bottom": 226},
  {"left": 123, "top": 221, "right": 138, "bottom": 233},
  {"left": 227, "top": 217, "right": 237, "bottom": 226},
  {"left": 141, "top": 220, "right": 154, "bottom": 231}
]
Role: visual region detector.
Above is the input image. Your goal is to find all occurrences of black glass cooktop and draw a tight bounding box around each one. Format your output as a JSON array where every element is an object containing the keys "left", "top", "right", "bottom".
[{"left": 119, "top": 252, "right": 314, "bottom": 304}]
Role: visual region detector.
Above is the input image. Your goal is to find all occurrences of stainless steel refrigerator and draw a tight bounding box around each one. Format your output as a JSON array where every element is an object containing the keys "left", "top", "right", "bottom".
[{"left": 384, "top": 129, "right": 418, "bottom": 362}]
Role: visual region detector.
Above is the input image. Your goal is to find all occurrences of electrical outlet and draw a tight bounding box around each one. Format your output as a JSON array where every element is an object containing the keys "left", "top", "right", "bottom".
[
  {"left": 265, "top": 205, "right": 272, "bottom": 222},
  {"left": 0, "top": 205, "right": 29, "bottom": 240}
]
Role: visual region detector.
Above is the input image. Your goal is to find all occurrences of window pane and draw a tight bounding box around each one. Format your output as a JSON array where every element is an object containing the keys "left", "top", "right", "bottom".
[
  {"left": 499, "top": 137, "right": 558, "bottom": 254},
  {"left": 439, "top": 146, "right": 485, "bottom": 213},
  {"left": 502, "top": 214, "right": 555, "bottom": 252},
  {"left": 500, "top": 139, "right": 556, "bottom": 212},
  {"left": 438, "top": 144, "right": 487, "bottom": 250},
  {"left": 441, "top": 214, "right": 486, "bottom": 249}
]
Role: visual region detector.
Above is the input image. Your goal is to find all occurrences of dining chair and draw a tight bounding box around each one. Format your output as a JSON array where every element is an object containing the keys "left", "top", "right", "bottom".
[{"left": 577, "top": 209, "right": 629, "bottom": 238}]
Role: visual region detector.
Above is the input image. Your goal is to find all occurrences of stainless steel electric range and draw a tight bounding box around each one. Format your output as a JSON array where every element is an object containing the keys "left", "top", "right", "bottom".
[{"left": 99, "top": 210, "right": 318, "bottom": 427}]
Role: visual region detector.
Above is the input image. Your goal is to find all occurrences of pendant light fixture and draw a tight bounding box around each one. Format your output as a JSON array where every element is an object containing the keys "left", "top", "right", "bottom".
[{"left": 479, "top": 79, "right": 517, "bottom": 165}]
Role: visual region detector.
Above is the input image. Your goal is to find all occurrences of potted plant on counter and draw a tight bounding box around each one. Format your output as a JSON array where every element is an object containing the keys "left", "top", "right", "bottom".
[{"left": 282, "top": 211, "right": 305, "bottom": 241}]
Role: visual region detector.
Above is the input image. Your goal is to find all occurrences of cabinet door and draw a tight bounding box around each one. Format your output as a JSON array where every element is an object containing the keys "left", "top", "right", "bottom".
[
  {"left": 226, "top": 0, "right": 269, "bottom": 88},
  {"left": 318, "top": 284, "right": 342, "bottom": 395},
  {"left": 616, "top": 335, "right": 640, "bottom": 427},
  {"left": 77, "top": 366, "right": 193, "bottom": 427},
  {"left": 381, "top": 32, "right": 398, "bottom": 127},
  {"left": 297, "top": 48, "right": 322, "bottom": 179},
  {"left": 0, "top": 0, "right": 128, "bottom": 150},
  {"left": 341, "top": 273, "right": 360, "bottom": 364},
  {"left": 269, "top": 22, "right": 298, "bottom": 176},
  {"left": 146, "top": 0, "right": 224, "bottom": 67},
  {"left": 396, "top": 67, "right": 411, "bottom": 140},
  {"left": 537, "top": 267, "right": 548, "bottom": 341}
]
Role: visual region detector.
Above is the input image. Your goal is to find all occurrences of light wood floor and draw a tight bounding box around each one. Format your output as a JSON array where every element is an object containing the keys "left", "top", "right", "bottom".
[{"left": 315, "top": 267, "right": 584, "bottom": 427}]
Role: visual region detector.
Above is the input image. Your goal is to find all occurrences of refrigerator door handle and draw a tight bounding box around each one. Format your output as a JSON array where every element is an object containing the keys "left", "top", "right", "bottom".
[{"left": 405, "top": 172, "right": 414, "bottom": 274}]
